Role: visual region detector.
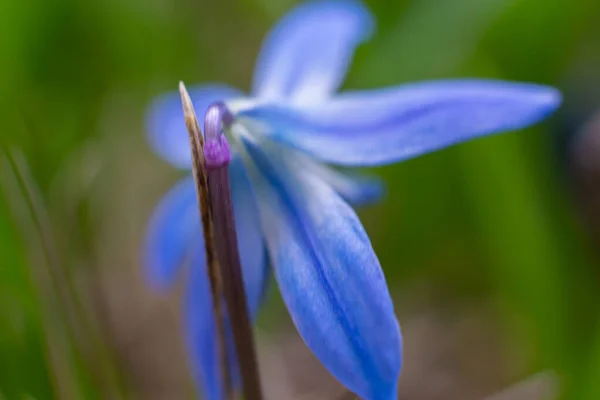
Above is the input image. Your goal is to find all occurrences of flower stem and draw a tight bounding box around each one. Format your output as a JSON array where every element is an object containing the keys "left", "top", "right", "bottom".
[
  {"left": 179, "top": 83, "right": 232, "bottom": 399},
  {"left": 204, "top": 103, "right": 264, "bottom": 400}
]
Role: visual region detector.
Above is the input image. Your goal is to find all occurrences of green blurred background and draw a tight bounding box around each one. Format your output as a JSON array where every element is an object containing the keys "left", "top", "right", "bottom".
[{"left": 1, "top": 0, "right": 600, "bottom": 398}]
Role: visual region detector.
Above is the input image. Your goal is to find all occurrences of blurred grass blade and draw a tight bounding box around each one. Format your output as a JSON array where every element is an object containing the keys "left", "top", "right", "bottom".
[
  {"left": 0, "top": 146, "right": 88, "bottom": 399},
  {"left": 0, "top": 194, "right": 52, "bottom": 399},
  {"left": 1, "top": 145, "right": 130, "bottom": 399}
]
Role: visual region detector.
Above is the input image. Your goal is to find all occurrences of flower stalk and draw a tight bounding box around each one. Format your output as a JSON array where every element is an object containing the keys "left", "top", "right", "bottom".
[
  {"left": 204, "top": 102, "right": 264, "bottom": 400},
  {"left": 179, "top": 83, "right": 232, "bottom": 398}
]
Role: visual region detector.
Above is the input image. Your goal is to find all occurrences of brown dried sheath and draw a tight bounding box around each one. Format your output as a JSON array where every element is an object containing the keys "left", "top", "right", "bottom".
[{"left": 178, "top": 82, "right": 232, "bottom": 398}]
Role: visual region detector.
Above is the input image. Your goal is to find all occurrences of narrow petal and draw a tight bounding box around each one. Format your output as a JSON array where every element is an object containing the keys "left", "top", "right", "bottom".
[
  {"left": 252, "top": 0, "right": 373, "bottom": 103},
  {"left": 146, "top": 84, "right": 243, "bottom": 168},
  {"left": 300, "top": 154, "right": 385, "bottom": 206},
  {"left": 240, "top": 80, "right": 562, "bottom": 166},
  {"left": 241, "top": 138, "right": 402, "bottom": 400},
  {"left": 143, "top": 177, "right": 198, "bottom": 290},
  {"left": 180, "top": 160, "right": 268, "bottom": 399},
  {"left": 325, "top": 170, "right": 384, "bottom": 206}
]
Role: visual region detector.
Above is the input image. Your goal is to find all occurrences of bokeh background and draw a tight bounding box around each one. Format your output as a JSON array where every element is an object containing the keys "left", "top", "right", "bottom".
[{"left": 2, "top": 0, "right": 600, "bottom": 399}]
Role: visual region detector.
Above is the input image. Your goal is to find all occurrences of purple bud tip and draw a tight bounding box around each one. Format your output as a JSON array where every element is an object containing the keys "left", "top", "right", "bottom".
[
  {"left": 204, "top": 102, "right": 233, "bottom": 168},
  {"left": 204, "top": 134, "right": 231, "bottom": 167}
]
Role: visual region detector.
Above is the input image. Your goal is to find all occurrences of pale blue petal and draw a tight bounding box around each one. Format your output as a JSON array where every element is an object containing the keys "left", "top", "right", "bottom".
[
  {"left": 143, "top": 177, "right": 197, "bottom": 290},
  {"left": 229, "top": 157, "right": 269, "bottom": 313},
  {"left": 185, "top": 244, "right": 221, "bottom": 400},
  {"left": 242, "top": 139, "right": 402, "bottom": 400},
  {"left": 181, "top": 159, "right": 268, "bottom": 399},
  {"left": 302, "top": 158, "right": 384, "bottom": 206},
  {"left": 146, "top": 84, "right": 244, "bottom": 168},
  {"left": 143, "top": 161, "right": 267, "bottom": 295},
  {"left": 252, "top": 0, "right": 373, "bottom": 103},
  {"left": 328, "top": 171, "right": 384, "bottom": 206},
  {"left": 241, "top": 80, "right": 562, "bottom": 166}
]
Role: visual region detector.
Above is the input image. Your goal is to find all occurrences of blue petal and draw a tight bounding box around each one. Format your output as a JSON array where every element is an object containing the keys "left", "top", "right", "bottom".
[
  {"left": 229, "top": 157, "right": 270, "bottom": 313},
  {"left": 302, "top": 157, "right": 384, "bottom": 206},
  {"left": 180, "top": 159, "right": 268, "bottom": 399},
  {"left": 241, "top": 80, "right": 562, "bottom": 166},
  {"left": 143, "top": 161, "right": 267, "bottom": 296},
  {"left": 146, "top": 84, "right": 244, "bottom": 168},
  {"left": 143, "top": 177, "right": 198, "bottom": 290},
  {"left": 185, "top": 243, "right": 220, "bottom": 399},
  {"left": 327, "top": 171, "right": 384, "bottom": 206},
  {"left": 241, "top": 139, "right": 402, "bottom": 400},
  {"left": 252, "top": 0, "right": 373, "bottom": 103},
  {"left": 185, "top": 243, "right": 259, "bottom": 400}
]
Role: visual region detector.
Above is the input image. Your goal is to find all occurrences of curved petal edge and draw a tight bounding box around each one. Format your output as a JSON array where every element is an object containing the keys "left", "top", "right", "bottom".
[{"left": 252, "top": 0, "right": 374, "bottom": 103}]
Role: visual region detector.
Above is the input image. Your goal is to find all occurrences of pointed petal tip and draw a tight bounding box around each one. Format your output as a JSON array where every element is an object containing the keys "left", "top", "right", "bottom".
[
  {"left": 282, "top": 0, "right": 375, "bottom": 41},
  {"left": 314, "top": 0, "right": 375, "bottom": 39},
  {"left": 541, "top": 86, "right": 562, "bottom": 111},
  {"left": 522, "top": 83, "right": 562, "bottom": 110},
  {"left": 355, "top": 176, "right": 386, "bottom": 205},
  {"left": 510, "top": 83, "right": 562, "bottom": 126}
]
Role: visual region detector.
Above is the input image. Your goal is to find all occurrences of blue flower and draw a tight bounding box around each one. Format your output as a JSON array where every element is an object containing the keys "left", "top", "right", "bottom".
[{"left": 143, "top": 1, "right": 561, "bottom": 399}]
